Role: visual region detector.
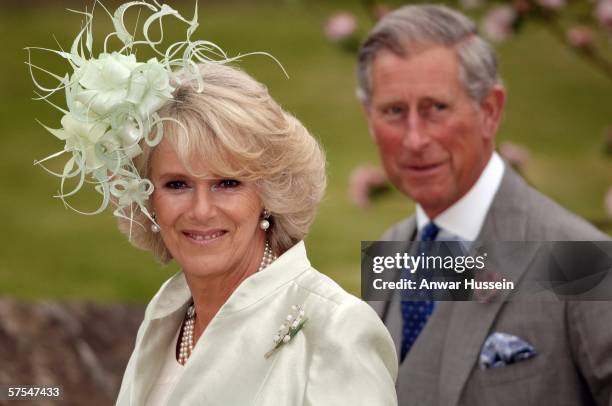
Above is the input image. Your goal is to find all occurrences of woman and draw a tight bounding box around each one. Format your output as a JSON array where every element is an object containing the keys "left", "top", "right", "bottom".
[{"left": 114, "top": 63, "right": 398, "bottom": 405}]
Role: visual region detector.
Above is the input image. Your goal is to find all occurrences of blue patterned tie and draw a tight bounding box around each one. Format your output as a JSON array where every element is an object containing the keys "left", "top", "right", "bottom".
[{"left": 400, "top": 222, "right": 439, "bottom": 362}]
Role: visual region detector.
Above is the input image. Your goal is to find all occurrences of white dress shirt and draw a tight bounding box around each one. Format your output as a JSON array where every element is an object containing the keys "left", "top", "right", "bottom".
[
  {"left": 416, "top": 152, "right": 505, "bottom": 240},
  {"left": 116, "top": 241, "right": 398, "bottom": 406}
]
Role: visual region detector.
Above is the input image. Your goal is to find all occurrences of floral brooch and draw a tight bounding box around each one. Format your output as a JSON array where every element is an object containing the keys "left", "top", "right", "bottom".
[{"left": 264, "top": 305, "right": 307, "bottom": 359}]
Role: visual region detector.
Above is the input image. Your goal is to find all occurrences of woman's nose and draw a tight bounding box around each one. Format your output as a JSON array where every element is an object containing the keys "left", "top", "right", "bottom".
[{"left": 189, "top": 185, "right": 216, "bottom": 220}]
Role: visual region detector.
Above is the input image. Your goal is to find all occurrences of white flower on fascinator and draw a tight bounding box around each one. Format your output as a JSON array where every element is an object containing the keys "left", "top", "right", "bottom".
[
  {"left": 126, "top": 59, "right": 175, "bottom": 118},
  {"left": 45, "top": 113, "right": 109, "bottom": 173},
  {"left": 76, "top": 52, "right": 144, "bottom": 117}
]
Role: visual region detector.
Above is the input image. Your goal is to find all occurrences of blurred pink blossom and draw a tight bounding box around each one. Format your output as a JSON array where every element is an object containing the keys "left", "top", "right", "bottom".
[
  {"left": 499, "top": 141, "right": 531, "bottom": 171},
  {"left": 605, "top": 187, "right": 612, "bottom": 219},
  {"left": 324, "top": 12, "right": 358, "bottom": 42},
  {"left": 536, "top": 0, "right": 565, "bottom": 10},
  {"left": 595, "top": 0, "right": 612, "bottom": 30},
  {"left": 481, "top": 5, "right": 517, "bottom": 42},
  {"left": 349, "top": 165, "right": 389, "bottom": 208},
  {"left": 567, "top": 25, "right": 594, "bottom": 49}
]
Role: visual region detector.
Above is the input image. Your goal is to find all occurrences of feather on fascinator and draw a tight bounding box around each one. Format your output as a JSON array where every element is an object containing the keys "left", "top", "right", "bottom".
[{"left": 27, "top": 0, "right": 285, "bottom": 238}]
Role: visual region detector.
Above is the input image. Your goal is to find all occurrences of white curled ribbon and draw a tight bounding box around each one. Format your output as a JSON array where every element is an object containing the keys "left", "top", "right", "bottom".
[{"left": 110, "top": 177, "right": 155, "bottom": 239}]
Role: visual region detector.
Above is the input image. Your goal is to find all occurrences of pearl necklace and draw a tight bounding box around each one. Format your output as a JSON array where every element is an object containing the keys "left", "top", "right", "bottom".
[{"left": 178, "top": 240, "right": 277, "bottom": 365}]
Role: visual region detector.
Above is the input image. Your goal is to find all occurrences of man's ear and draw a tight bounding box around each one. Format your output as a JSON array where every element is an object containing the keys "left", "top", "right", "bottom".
[
  {"left": 361, "top": 102, "right": 377, "bottom": 142},
  {"left": 480, "top": 85, "right": 506, "bottom": 141},
  {"left": 367, "top": 122, "right": 377, "bottom": 142}
]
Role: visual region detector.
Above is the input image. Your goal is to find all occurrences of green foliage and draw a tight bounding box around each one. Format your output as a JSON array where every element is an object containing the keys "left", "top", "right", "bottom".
[{"left": 0, "top": 1, "right": 610, "bottom": 301}]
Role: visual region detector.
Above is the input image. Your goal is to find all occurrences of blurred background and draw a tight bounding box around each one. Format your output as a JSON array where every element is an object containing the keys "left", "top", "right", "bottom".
[
  {"left": 0, "top": 0, "right": 611, "bottom": 403},
  {"left": 1, "top": 0, "right": 611, "bottom": 301}
]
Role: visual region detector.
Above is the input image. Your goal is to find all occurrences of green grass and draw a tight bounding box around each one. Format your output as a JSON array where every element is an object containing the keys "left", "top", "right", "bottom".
[{"left": 0, "top": 1, "right": 610, "bottom": 301}]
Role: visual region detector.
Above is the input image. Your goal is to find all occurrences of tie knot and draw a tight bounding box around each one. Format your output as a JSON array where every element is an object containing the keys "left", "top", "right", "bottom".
[{"left": 420, "top": 222, "right": 440, "bottom": 241}]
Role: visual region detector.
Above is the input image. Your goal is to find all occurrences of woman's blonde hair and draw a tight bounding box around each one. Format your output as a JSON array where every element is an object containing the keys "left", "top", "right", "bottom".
[{"left": 118, "top": 63, "right": 327, "bottom": 263}]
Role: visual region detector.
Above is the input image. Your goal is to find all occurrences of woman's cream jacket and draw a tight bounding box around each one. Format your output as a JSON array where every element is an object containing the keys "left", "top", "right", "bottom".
[{"left": 116, "top": 241, "right": 398, "bottom": 405}]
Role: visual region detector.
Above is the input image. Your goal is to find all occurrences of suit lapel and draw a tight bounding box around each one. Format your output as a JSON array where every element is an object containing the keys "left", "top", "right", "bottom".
[
  {"left": 369, "top": 217, "right": 418, "bottom": 321},
  {"left": 438, "top": 299, "right": 504, "bottom": 405},
  {"left": 474, "top": 167, "right": 530, "bottom": 243},
  {"left": 437, "top": 245, "right": 539, "bottom": 405},
  {"left": 438, "top": 167, "right": 539, "bottom": 406}
]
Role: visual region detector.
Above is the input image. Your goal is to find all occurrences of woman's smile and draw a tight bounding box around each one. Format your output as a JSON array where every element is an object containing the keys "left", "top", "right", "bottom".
[{"left": 182, "top": 229, "right": 228, "bottom": 245}]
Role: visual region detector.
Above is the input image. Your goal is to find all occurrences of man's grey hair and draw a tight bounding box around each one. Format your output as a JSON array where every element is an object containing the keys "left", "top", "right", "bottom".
[{"left": 356, "top": 4, "right": 501, "bottom": 105}]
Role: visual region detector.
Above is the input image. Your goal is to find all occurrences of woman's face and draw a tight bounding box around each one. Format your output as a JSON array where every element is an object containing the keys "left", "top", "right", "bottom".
[{"left": 149, "top": 138, "right": 266, "bottom": 278}]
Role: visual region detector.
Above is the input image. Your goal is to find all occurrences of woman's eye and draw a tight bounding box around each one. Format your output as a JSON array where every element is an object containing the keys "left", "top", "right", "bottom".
[
  {"left": 165, "top": 180, "right": 188, "bottom": 189},
  {"left": 210, "top": 179, "right": 241, "bottom": 192},
  {"left": 217, "top": 179, "right": 241, "bottom": 189}
]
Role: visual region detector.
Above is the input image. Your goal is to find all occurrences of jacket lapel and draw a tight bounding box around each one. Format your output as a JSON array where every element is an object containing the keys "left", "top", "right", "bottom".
[
  {"left": 369, "top": 217, "right": 418, "bottom": 320},
  {"left": 438, "top": 167, "right": 540, "bottom": 406},
  {"left": 129, "top": 273, "right": 191, "bottom": 405},
  {"left": 131, "top": 308, "right": 186, "bottom": 405}
]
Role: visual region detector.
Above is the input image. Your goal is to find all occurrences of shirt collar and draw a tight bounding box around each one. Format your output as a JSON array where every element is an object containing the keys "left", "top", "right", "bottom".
[{"left": 416, "top": 152, "right": 505, "bottom": 241}]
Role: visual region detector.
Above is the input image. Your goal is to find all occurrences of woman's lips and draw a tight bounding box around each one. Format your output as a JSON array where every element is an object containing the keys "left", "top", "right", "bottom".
[{"left": 182, "top": 229, "right": 227, "bottom": 244}]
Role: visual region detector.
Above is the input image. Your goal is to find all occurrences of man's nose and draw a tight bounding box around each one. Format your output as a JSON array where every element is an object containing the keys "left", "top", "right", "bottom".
[{"left": 402, "top": 112, "right": 430, "bottom": 152}]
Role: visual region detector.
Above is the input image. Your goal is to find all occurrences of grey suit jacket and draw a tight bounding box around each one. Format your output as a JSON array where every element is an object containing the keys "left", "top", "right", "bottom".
[{"left": 371, "top": 167, "right": 612, "bottom": 406}]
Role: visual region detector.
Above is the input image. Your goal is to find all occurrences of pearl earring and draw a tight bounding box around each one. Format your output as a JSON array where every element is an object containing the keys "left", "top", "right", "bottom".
[
  {"left": 151, "top": 213, "right": 160, "bottom": 233},
  {"left": 260, "top": 209, "right": 270, "bottom": 231}
]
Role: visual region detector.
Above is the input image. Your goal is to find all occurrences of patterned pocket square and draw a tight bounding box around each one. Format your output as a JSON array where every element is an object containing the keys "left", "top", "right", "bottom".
[{"left": 479, "top": 332, "right": 537, "bottom": 369}]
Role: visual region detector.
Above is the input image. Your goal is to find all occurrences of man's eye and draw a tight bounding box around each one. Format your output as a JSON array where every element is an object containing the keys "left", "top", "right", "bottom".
[
  {"left": 433, "top": 103, "right": 448, "bottom": 112},
  {"left": 383, "top": 105, "right": 405, "bottom": 116},
  {"left": 419, "top": 101, "right": 448, "bottom": 118},
  {"left": 165, "top": 180, "right": 187, "bottom": 189}
]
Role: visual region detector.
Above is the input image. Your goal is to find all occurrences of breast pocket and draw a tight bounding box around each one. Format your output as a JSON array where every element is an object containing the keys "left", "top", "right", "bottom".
[
  {"left": 475, "top": 353, "right": 543, "bottom": 386},
  {"left": 461, "top": 356, "right": 548, "bottom": 406}
]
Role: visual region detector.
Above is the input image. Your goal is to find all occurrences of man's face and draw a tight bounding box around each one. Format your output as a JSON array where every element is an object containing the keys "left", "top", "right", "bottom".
[{"left": 366, "top": 46, "right": 500, "bottom": 218}]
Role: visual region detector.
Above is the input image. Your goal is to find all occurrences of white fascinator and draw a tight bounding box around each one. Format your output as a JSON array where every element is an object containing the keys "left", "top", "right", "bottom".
[{"left": 27, "top": 1, "right": 283, "bottom": 237}]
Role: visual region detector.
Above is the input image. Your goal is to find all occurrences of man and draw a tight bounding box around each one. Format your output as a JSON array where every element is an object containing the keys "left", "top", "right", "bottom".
[{"left": 358, "top": 5, "right": 612, "bottom": 406}]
